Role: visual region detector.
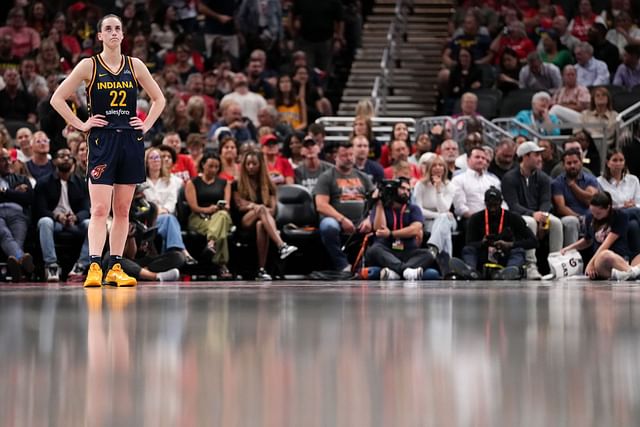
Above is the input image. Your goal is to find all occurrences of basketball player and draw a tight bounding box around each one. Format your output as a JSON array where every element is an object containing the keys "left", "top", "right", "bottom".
[{"left": 50, "top": 15, "right": 165, "bottom": 287}]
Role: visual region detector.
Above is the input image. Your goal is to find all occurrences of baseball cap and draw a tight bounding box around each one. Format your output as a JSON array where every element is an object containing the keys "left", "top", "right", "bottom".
[
  {"left": 260, "top": 134, "right": 279, "bottom": 146},
  {"left": 517, "top": 141, "right": 545, "bottom": 158},
  {"left": 484, "top": 186, "right": 502, "bottom": 203}
]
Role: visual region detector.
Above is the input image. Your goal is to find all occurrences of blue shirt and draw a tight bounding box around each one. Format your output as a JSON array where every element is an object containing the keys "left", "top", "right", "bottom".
[
  {"left": 371, "top": 203, "right": 424, "bottom": 250},
  {"left": 551, "top": 171, "right": 600, "bottom": 216},
  {"left": 514, "top": 109, "right": 561, "bottom": 137},
  {"left": 613, "top": 62, "right": 640, "bottom": 90}
]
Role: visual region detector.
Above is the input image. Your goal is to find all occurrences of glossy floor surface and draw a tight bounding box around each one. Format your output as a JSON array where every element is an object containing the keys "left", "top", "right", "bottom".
[{"left": 1, "top": 279, "right": 639, "bottom": 427}]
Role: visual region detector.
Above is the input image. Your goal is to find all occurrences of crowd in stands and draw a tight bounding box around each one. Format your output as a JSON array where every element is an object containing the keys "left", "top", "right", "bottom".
[{"left": 0, "top": 1, "right": 640, "bottom": 283}]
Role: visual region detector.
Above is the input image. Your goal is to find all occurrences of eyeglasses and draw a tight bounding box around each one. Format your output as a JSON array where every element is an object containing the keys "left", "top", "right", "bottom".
[
  {"left": 148, "top": 154, "right": 161, "bottom": 160},
  {"left": 34, "top": 139, "right": 50, "bottom": 144}
]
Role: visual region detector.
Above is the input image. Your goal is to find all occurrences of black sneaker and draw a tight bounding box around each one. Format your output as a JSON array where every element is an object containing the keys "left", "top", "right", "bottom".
[
  {"left": 21, "top": 253, "right": 34, "bottom": 275},
  {"left": 7, "top": 256, "right": 21, "bottom": 282},
  {"left": 448, "top": 257, "right": 480, "bottom": 280}
]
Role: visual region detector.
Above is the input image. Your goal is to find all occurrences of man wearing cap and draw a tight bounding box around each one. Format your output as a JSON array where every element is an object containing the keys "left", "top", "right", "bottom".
[
  {"left": 450, "top": 187, "right": 537, "bottom": 280},
  {"left": 261, "top": 134, "right": 294, "bottom": 186},
  {"left": 295, "top": 136, "right": 333, "bottom": 193},
  {"left": 502, "top": 141, "right": 562, "bottom": 279},
  {"left": 514, "top": 91, "right": 561, "bottom": 137}
]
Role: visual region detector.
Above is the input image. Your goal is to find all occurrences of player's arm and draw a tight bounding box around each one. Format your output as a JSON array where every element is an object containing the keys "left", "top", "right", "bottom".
[
  {"left": 131, "top": 57, "right": 166, "bottom": 133},
  {"left": 50, "top": 58, "right": 107, "bottom": 132}
]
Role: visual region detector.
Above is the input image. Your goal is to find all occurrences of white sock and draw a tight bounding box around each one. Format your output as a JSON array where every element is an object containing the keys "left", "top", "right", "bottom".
[{"left": 157, "top": 268, "right": 180, "bottom": 282}]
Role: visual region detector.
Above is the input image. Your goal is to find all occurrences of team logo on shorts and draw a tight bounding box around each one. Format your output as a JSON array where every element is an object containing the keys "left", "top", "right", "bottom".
[{"left": 91, "top": 164, "right": 107, "bottom": 180}]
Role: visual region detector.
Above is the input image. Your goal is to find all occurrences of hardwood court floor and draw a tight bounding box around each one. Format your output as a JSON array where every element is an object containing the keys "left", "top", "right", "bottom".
[{"left": 1, "top": 279, "right": 639, "bottom": 427}]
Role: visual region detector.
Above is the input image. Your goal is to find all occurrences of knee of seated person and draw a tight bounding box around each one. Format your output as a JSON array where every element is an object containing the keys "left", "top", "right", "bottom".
[
  {"left": 255, "top": 219, "right": 264, "bottom": 230},
  {"left": 319, "top": 217, "right": 340, "bottom": 233},
  {"left": 37, "top": 216, "right": 54, "bottom": 228}
]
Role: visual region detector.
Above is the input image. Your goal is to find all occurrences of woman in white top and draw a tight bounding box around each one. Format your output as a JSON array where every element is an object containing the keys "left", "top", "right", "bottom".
[
  {"left": 413, "top": 155, "right": 457, "bottom": 255},
  {"left": 597, "top": 149, "right": 640, "bottom": 254},
  {"left": 144, "top": 147, "right": 196, "bottom": 264}
]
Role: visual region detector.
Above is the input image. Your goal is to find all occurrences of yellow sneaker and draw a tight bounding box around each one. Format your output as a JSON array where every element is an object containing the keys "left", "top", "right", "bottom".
[
  {"left": 83, "top": 263, "right": 103, "bottom": 288},
  {"left": 104, "top": 263, "right": 137, "bottom": 287}
]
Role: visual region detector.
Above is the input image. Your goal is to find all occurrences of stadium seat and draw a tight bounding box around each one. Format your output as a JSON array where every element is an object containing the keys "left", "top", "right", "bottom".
[
  {"left": 588, "top": 84, "right": 627, "bottom": 99},
  {"left": 613, "top": 92, "right": 638, "bottom": 112},
  {"left": 499, "top": 89, "right": 539, "bottom": 117}
]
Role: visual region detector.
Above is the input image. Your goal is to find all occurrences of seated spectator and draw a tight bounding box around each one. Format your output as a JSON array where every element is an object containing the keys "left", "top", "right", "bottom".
[
  {"left": 246, "top": 56, "right": 275, "bottom": 103},
  {"left": 232, "top": 150, "right": 298, "bottom": 280},
  {"left": 488, "top": 138, "right": 517, "bottom": 180},
  {"left": 0, "top": 7, "right": 41, "bottom": 59},
  {"left": 221, "top": 73, "right": 267, "bottom": 127},
  {"left": 452, "top": 146, "right": 502, "bottom": 219},
  {"left": 350, "top": 115, "right": 381, "bottom": 161},
  {"left": 295, "top": 136, "right": 333, "bottom": 193},
  {"left": 568, "top": 0, "right": 605, "bottom": 42},
  {"left": 0, "top": 33, "right": 20, "bottom": 75},
  {"left": 514, "top": 91, "right": 561, "bottom": 137},
  {"left": 519, "top": 51, "right": 562, "bottom": 92},
  {"left": 218, "top": 135, "right": 239, "bottom": 183},
  {"left": 36, "top": 36, "right": 71, "bottom": 76},
  {"left": 162, "top": 132, "right": 197, "bottom": 182},
  {"left": 185, "top": 96, "right": 210, "bottom": 135},
  {"left": 34, "top": 148, "right": 90, "bottom": 282},
  {"left": 367, "top": 177, "right": 435, "bottom": 280},
  {"left": 0, "top": 147, "right": 34, "bottom": 282},
  {"left": 496, "top": 48, "right": 522, "bottom": 96},
  {"left": 39, "top": 75, "right": 88, "bottom": 152},
  {"left": 379, "top": 121, "right": 411, "bottom": 168},
  {"left": 451, "top": 187, "right": 537, "bottom": 280},
  {"left": 185, "top": 152, "right": 233, "bottom": 279},
  {"left": 181, "top": 73, "right": 218, "bottom": 123},
  {"left": 490, "top": 21, "right": 535, "bottom": 65},
  {"left": 597, "top": 149, "right": 640, "bottom": 254},
  {"left": 256, "top": 105, "right": 293, "bottom": 142},
  {"left": 580, "top": 86, "right": 617, "bottom": 149},
  {"left": 549, "top": 65, "right": 591, "bottom": 125},
  {"left": 551, "top": 148, "right": 600, "bottom": 246},
  {"left": 260, "top": 134, "right": 294, "bottom": 186},
  {"left": 574, "top": 42, "right": 610, "bottom": 87},
  {"left": 440, "top": 139, "right": 460, "bottom": 180},
  {"left": 589, "top": 23, "right": 621, "bottom": 78},
  {"left": 164, "top": 41, "right": 204, "bottom": 82},
  {"left": 502, "top": 141, "right": 562, "bottom": 279},
  {"left": 149, "top": 5, "right": 179, "bottom": 59},
  {"left": 292, "top": 65, "right": 333, "bottom": 121},
  {"left": 383, "top": 139, "right": 422, "bottom": 182},
  {"left": 352, "top": 135, "right": 384, "bottom": 185},
  {"left": 13, "top": 127, "right": 33, "bottom": 163},
  {"left": 613, "top": 44, "right": 640, "bottom": 90},
  {"left": 539, "top": 138, "right": 560, "bottom": 176},
  {"left": 315, "top": 141, "right": 374, "bottom": 271},
  {"left": 442, "top": 13, "right": 492, "bottom": 68},
  {"left": 208, "top": 100, "right": 256, "bottom": 146},
  {"left": 574, "top": 129, "right": 601, "bottom": 177},
  {"left": 185, "top": 133, "right": 204, "bottom": 167},
  {"left": 409, "top": 132, "right": 433, "bottom": 166},
  {"left": 539, "top": 30, "right": 573, "bottom": 71},
  {"left": 414, "top": 155, "right": 457, "bottom": 256},
  {"left": 275, "top": 74, "right": 307, "bottom": 132},
  {"left": 72, "top": 139, "right": 87, "bottom": 180},
  {"left": 560, "top": 192, "right": 639, "bottom": 281},
  {"left": 26, "top": 131, "right": 54, "bottom": 180},
  {"left": 162, "top": 96, "right": 190, "bottom": 140},
  {"left": 0, "top": 67, "right": 37, "bottom": 125},
  {"left": 451, "top": 92, "right": 483, "bottom": 121},
  {"left": 550, "top": 137, "right": 594, "bottom": 178},
  {"left": 547, "top": 15, "right": 580, "bottom": 54},
  {"left": 143, "top": 147, "right": 196, "bottom": 264},
  {"left": 606, "top": 11, "right": 640, "bottom": 56},
  {"left": 443, "top": 48, "right": 483, "bottom": 113},
  {"left": 454, "top": 132, "right": 483, "bottom": 171},
  {"left": 282, "top": 132, "right": 304, "bottom": 168}
]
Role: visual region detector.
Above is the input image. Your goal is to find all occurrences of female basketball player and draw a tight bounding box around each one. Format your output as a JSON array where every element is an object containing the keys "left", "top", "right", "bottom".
[{"left": 50, "top": 14, "right": 165, "bottom": 287}]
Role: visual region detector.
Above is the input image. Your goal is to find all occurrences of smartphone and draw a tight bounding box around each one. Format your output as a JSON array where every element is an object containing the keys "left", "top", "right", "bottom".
[{"left": 217, "top": 200, "right": 227, "bottom": 207}]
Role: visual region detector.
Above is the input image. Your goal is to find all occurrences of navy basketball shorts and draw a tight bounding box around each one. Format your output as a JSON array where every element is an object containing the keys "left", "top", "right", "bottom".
[{"left": 87, "top": 128, "right": 145, "bottom": 185}]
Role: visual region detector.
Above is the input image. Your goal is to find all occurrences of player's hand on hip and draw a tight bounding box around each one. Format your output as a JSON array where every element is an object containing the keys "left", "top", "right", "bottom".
[
  {"left": 129, "top": 117, "right": 147, "bottom": 132},
  {"left": 80, "top": 115, "right": 108, "bottom": 132}
]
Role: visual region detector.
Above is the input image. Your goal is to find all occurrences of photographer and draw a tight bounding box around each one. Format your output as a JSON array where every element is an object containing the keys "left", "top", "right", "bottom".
[
  {"left": 451, "top": 187, "right": 537, "bottom": 280},
  {"left": 366, "top": 178, "right": 435, "bottom": 280}
]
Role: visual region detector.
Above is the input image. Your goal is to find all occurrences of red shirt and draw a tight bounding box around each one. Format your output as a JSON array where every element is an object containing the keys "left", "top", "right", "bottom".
[
  {"left": 267, "top": 156, "right": 294, "bottom": 186},
  {"left": 570, "top": 14, "right": 599, "bottom": 42},
  {"left": 181, "top": 92, "right": 217, "bottom": 123},
  {"left": 172, "top": 154, "right": 197, "bottom": 183},
  {"left": 383, "top": 163, "right": 422, "bottom": 185}
]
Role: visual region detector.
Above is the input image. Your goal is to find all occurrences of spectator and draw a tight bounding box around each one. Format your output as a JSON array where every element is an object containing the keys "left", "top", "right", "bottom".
[
  {"left": 19, "top": 56, "right": 47, "bottom": 101},
  {"left": 452, "top": 187, "right": 537, "bottom": 280},
  {"left": 233, "top": 150, "right": 298, "bottom": 280},
  {"left": 454, "top": 131, "right": 483, "bottom": 171},
  {"left": 574, "top": 41, "right": 610, "bottom": 86},
  {"left": 452, "top": 146, "right": 502, "bottom": 219},
  {"left": 246, "top": 57, "right": 275, "bottom": 103},
  {"left": 367, "top": 177, "right": 435, "bottom": 280},
  {"left": 490, "top": 21, "right": 535, "bottom": 65},
  {"left": 27, "top": 1, "right": 50, "bottom": 37},
  {"left": 0, "top": 33, "right": 20, "bottom": 74},
  {"left": 218, "top": 135, "right": 239, "bottom": 183},
  {"left": 545, "top": 15, "right": 580, "bottom": 54},
  {"left": 442, "top": 13, "right": 492, "bottom": 68},
  {"left": 496, "top": 48, "right": 522, "bottom": 96},
  {"left": 597, "top": 149, "right": 640, "bottom": 254},
  {"left": 351, "top": 115, "right": 381, "bottom": 161},
  {"left": 552, "top": 148, "right": 600, "bottom": 246},
  {"left": 0, "top": 147, "right": 34, "bottom": 282},
  {"left": 162, "top": 96, "right": 190, "bottom": 140},
  {"left": 440, "top": 139, "right": 460, "bottom": 180},
  {"left": 35, "top": 36, "right": 70, "bottom": 76},
  {"left": 260, "top": 133, "right": 294, "bottom": 186},
  {"left": 0, "top": 67, "right": 37, "bottom": 125},
  {"left": 198, "top": 0, "right": 239, "bottom": 60},
  {"left": 589, "top": 23, "right": 622, "bottom": 78},
  {"left": 383, "top": 139, "right": 422, "bottom": 182},
  {"left": 150, "top": 5, "right": 181, "bottom": 59},
  {"left": 452, "top": 92, "right": 482, "bottom": 120},
  {"left": 26, "top": 131, "right": 54, "bottom": 180},
  {"left": 0, "top": 7, "right": 40, "bottom": 59},
  {"left": 275, "top": 74, "right": 307, "bottom": 131},
  {"left": 574, "top": 129, "right": 601, "bottom": 177},
  {"left": 221, "top": 73, "right": 268, "bottom": 128},
  {"left": 72, "top": 139, "right": 87, "bottom": 180},
  {"left": 315, "top": 141, "right": 374, "bottom": 271},
  {"left": 409, "top": 132, "right": 433, "bottom": 166},
  {"left": 185, "top": 96, "right": 210, "bottom": 135},
  {"left": 613, "top": 44, "right": 640, "bottom": 90},
  {"left": 282, "top": 132, "right": 304, "bottom": 168},
  {"left": 550, "top": 137, "right": 594, "bottom": 178},
  {"left": 580, "top": 86, "right": 618, "bottom": 149},
  {"left": 162, "top": 132, "right": 197, "bottom": 182},
  {"left": 51, "top": 13, "right": 80, "bottom": 64},
  {"left": 443, "top": 48, "right": 483, "bottom": 114},
  {"left": 606, "top": 11, "right": 640, "bottom": 56},
  {"left": 143, "top": 147, "right": 196, "bottom": 264},
  {"left": 380, "top": 121, "right": 411, "bottom": 168},
  {"left": 549, "top": 65, "right": 591, "bottom": 124},
  {"left": 519, "top": 51, "right": 562, "bottom": 92},
  {"left": 256, "top": 105, "right": 293, "bottom": 142},
  {"left": 34, "top": 147, "right": 90, "bottom": 282},
  {"left": 235, "top": 0, "right": 282, "bottom": 59},
  {"left": 568, "top": 0, "right": 605, "bottom": 42},
  {"left": 295, "top": 136, "right": 333, "bottom": 193},
  {"left": 185, "top": 133, "right": 205, "bottom": 167},
  {"left": 209, "top": 100, "right": 257, "bottom": 146},
  {"left": 539, "top": 138, "right": 560, "bottom": 175},
  {"left": 539, "top": 30, "right": 574, "bottom": 71},
  {"left": 488, "top": 138, "right": 517, "bottom": 180},
  {"left": 13, "top": 127, "right": 33, "bottom": 163},
  {"left": 502, "top": 141, "right": 562, "bottom": 279},
  {"left": 414, "top": 155, "right": 457, "bottom": 256},
  {"left": 514, "top": 91, "right": 561, "bottom": 137},
  {"left": 560, "top": 192, "right": 639, "bottom": 280},
  {"left": 181, "top": 73, "right": 218, "bottom": 123},
  {"left": 352, "top": 135, "right": 384, "bottom": 185},
  {"left": 164, "top": 41, "right": 204, "bottom": 82},
  {"left": 308, "top": 123, "right": 327, "bottom": 157}
]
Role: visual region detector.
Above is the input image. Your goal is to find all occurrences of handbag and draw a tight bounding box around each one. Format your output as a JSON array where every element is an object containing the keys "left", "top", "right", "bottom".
[{"left": 548, "top": 250, "right": 583, "bottom": 278}]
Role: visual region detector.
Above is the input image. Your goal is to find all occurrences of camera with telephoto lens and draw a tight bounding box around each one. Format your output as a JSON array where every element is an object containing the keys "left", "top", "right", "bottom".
[{"left": 376, "top": 179, "right": 401, "bottom": 206}]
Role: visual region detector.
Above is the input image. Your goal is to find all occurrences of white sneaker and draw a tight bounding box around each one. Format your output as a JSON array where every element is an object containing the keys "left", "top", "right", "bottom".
[
  {"left": 526, "top": 265, "right": 542, "bottom": 280},
  {"left": 403, "top": 267, "right": 423, "bottom": 281},
  {"left": 279, "top": 244, "right": 298, "bottom": 259},
  {"left": 611, "top": 268, "right": 634, "bottom": 281},
  {"left": 381, "top": 267, "right": 401, "bottom": 280},
  {"left": 256, "top": 268, "right": 272, "bottom": 281},
  {"left": 46, "top": 264, "right": 60, "bottom": 282}
]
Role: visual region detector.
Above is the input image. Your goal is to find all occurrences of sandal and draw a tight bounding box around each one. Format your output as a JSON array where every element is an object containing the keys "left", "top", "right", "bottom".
[
  {"left": 202, "top": 240, "right": 216, "bottom": 258},
  {"left": 218, "top": 265, "right": 233, "bottom": 280}
]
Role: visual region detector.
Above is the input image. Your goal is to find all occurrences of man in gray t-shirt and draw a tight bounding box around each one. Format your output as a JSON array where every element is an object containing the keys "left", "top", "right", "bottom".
[
  {"left": 315, "top": 141, "right": 375, "bottom": 271},
  {"left": 295, "top": 137, "right": 333, "bottom": 193}
]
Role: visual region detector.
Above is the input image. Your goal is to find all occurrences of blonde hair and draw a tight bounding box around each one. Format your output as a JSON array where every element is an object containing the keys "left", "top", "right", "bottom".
[
  {"left": 422, "top": 154, "right": 449, "bottom": 185},
  {"left": 145, "top": 147, "right": 169, "bottom": 181}
]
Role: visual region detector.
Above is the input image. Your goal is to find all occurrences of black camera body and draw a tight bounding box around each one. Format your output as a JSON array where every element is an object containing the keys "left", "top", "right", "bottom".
[{"left": 378, "top": 179, "right": 401, "bottom": 206}]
